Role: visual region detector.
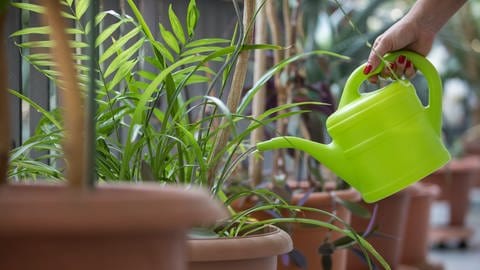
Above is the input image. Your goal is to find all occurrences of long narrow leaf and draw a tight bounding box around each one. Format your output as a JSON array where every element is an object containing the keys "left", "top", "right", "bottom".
[
  {"left": 238, "top": 50, "right": 349, "bottom": 114},
  {"left": 74, "top": 0, "right": 89, "bottom": 20},
  {"left": 159, "top": 23, "right": 180, "bottom": 54},
  {"left": 185, "top": 38, "right": 231, "bottom": 48},
  {"left": 99, "top": 26, "right": 141, "bottom": 64},
  {"left": 168, "top": 4, "right": 186, "bottom": 45},
  {"left": 103, "top": 37, "right": 144, "bottom": 77},
  {"left": 9, "top": 89, "right": 62, "bottom": 129}
]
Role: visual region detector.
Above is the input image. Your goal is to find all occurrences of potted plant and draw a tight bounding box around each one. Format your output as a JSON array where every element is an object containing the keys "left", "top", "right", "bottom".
[
  {"left": 0, "top": 2, "right": 227, "bottom": 270},
  {"left": 243, "top": 1, "right": 409, "bottom": 269},
  {"left": 6, "top": 1, "right": 390, "bottom": 270},
  {"left": 234, "top": 1, "right": 362, "bottom": 269}
]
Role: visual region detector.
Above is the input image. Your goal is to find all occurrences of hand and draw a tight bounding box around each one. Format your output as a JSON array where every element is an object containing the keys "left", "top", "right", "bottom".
[{"left": 363, "top": 14, "right": 436, "bottom": 83}]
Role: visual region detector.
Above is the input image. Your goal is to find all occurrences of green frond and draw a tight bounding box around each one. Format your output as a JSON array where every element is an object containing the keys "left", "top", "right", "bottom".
[
  {"left": 102, "top": 37, "right": 144, "bottom": 78},
  {"left": 168, "top": 4, "right": 186, "bottom": 45},
  {"left": 99, "top": 26, "right": 142, "bottom": 64}
]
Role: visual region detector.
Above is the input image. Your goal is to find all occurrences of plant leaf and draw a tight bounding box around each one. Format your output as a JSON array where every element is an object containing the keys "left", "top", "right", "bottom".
[
  {"left": 8, "top": 89, "right": 62, "bottom": 129},
  {"left": 75, "top": 0, "right": 89, "bottom": 20},
  {"left": 185, "top": 38, "right": 231, "bottom": 48},
  {"left": 96, "top": 20, "right": 123, "bottom": 47},
  {"left": 186, "top": 0, "right": 199, "bottom": 37},
  {"left": 238, "top": 50, "right": 349, "bottom": 114},
  {"left": 168, "top": 4, "right": 186, "bottom": 45},
  {"left": 103, "top": 37, "right": 144, "bottom": 77},
  {"left": 159, "top": 23, "right": 180, "bottom": 54},
  {"left": 99, "top": 26, "right": 141, "bottom": 64},
  {"left": 334, "top": 196, "right": 371, "bottom": 219}
]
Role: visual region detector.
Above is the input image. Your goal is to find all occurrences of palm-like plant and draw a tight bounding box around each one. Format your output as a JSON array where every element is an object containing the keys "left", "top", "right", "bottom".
[
  {"left": 6, "top": 1, "right": 391, "bottom": 268},
  {"left": 9, "top": 0, "right": 273, "bottom": 185}
]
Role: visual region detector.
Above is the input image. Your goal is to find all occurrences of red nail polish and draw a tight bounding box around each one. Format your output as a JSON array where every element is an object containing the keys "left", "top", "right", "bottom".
[
  {"left": 389, "top": 62, "right": 396, "bottom": 69},
  {"left": 363, "top": 64, "right": 372, "bottom": 75},
  {"left": 398, "top": 55, "right": 406, "bottom": 64},
  {"left": 405, "top": 60, "right": 412, "bottom": 68}
]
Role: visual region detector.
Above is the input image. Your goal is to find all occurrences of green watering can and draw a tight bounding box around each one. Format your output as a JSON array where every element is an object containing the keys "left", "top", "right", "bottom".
[{"left": 257, "top": 51, "right": 451, "bottom": 203}]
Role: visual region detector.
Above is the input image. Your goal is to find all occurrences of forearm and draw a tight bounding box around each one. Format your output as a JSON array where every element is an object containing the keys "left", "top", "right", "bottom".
[{"left": 407, "top": 0, "right": 467, "bottom": 34}]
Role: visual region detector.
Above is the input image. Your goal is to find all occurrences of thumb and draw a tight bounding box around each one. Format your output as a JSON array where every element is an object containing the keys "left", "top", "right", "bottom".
[{"left": 367, "top": 35, "right": 393, "bottom": 72}]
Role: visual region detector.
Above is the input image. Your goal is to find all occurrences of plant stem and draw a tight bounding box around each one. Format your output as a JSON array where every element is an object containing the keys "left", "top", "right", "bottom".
[
  {"left": 0, "top": 11, "right": 9, "bottom": 185},
  {"left": 249, "top": 0, "right": 267, "bottom": 186},
  {"left": 209, "top": 0, "right": 255, "bottom": 186},
  {"left": 86, "top": 0, "right": 99, "bottom": 187},
  {"left": 41, "top": 0, "right": 86, "bottom": 189}
]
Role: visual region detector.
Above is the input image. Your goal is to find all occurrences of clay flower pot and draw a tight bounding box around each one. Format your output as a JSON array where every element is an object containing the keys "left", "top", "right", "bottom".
[
  {"left": 0, "top": 3, "right": 229, "bottom": 270},
  {"left": 424, "top": 155, "right": 480, "bottom": 226},
  {"left": 422, "top": 155, "right": 480, "bottom": 247},
  {"left": 0, "top": 183, "right": 227, "bottom": 270},
  {"left": 347, "top": 187, "right": 411, "bottom": 270},
  {"left": 400, "top": 183, "right": 443, "bottom": 270},
  {"left": 280, "top": 188, "right": 361, "bottom": 270},
  {"left": 188, "top": 224, "right": 292, "bottom": 270},
  {"left": 230, "top": 186, "right": 360, "bottom": 270}
]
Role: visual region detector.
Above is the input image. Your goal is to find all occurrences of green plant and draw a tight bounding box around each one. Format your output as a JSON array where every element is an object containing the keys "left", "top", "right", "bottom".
[{"left": 7, "top": 1, "right": 390, "bottom": 269}]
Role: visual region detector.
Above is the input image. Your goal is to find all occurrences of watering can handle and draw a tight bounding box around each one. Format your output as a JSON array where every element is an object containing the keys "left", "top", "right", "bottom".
[{"left": 339, "top": 50, "right": 443, "bottom": 135}]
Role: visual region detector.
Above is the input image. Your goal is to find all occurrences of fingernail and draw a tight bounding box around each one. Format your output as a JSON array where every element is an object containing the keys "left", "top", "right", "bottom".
[
  {"left": 363, "top": 64, "right": 372, "bottom": 75},
  {"left": 398, "top": 55, "right": 406, "bottom": 64},
  {"left": 405, "top": 60, "right": 412, "bottom": 68},
  {"left": 389, "top": 62, "right": 396, "bottom": 69}
]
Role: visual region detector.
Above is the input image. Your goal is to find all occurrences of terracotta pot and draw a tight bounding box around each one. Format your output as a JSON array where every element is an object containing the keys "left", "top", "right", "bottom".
[
  {"left": 0, "top": 183, "right": 227, "bottom": 270},
  {"left": 279, "top": 188, "right": 361, "bottom": 270},
  {"left": 347, "top": 187, "right": 411, "bottom": 270},
  {"left": 231, "top": 187, "right": 360, "bottom": 270},
  {"left": 423, "top": 155, "right": 480, "bottom": 227},
  {"left": 400, "top": 183, "right": 443, "bottom": 270},
  {"left": 188, "top": 224, "right": 292, "bottom": 270}
]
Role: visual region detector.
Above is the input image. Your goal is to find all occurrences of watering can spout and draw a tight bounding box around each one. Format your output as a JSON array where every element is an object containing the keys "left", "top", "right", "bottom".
[{"left": 256, "top": 136, "right": 351, "bottom": 180}]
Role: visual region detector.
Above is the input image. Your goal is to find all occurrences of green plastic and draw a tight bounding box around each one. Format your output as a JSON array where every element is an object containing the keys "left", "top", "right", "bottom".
[{"left": 256, "top": 51, "right": 450, "bottom": 203}]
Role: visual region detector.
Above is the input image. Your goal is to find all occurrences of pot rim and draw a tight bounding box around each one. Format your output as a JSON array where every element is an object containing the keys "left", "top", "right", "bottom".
[
  {"left": 0, "top": 182, "right": 228, "bottom": 235},
  {"left": 291, "top": 187, "right": 361, "bottom": 206},
  {"left": 188, "top": 224, "right": 292, "bottom": 262}
]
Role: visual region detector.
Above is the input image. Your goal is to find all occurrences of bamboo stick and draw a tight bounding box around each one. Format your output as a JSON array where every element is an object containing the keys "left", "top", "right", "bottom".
[
  {"left": 249, "top": 0, "right": 267, "bottom": 186},
  {"left": 41, "top": 1, "right": 86, "bottom": 189},
  {"left": 0, "top": 11, "right": 9, "bottom": 185},
  {"left": 266, "top": 0, "right": 287, "bottom": 177},
  {"left": 208, "top": 0, "right": 255, "bottom": 185}
]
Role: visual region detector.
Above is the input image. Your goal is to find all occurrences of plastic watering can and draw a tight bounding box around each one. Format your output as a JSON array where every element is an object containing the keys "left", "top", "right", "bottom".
[{"left": 256, "top": 51, "right": 451, "bottom": 203}]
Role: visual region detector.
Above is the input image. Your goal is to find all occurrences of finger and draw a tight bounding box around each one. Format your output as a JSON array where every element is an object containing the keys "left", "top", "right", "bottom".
[
  {"left": 380, "top": 62, "right": 396, "bottom": 78},
  {"left": 368, "top": 75, "right": 379, "bottom": 84},
  {"left": 404, "top": 60, "right": 416, "bottom": 79},
  {"left": 395, "top": 55, "right": 407, "bottom": 77},
  {"left": 366, "top": 36, "right": 392, "bottom": 73}
]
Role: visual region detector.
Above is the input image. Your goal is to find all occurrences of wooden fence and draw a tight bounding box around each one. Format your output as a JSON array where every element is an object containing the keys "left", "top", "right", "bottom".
[{"left": 4, "top": 0, "right": 238, "bottom": 147}]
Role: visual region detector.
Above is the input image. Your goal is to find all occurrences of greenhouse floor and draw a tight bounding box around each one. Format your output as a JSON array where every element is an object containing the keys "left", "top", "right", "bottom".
[{"left": 428, "top": 188, "right": 480, "bottom": 270}]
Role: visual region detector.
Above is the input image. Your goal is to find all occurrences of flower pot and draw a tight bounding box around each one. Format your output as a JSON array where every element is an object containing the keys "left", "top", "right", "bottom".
[
  {"left": 422, "top": 155, "right": 480, "bottom": 247},
  {"left": 229, "top": 187, "right": 360, "bottom": 269},
  {"left": 0, "top": 183, "right": 227, "bottom": 270},
  {"left": 280, "top": 187, "right": 361, "bottom": 270},
  {"left": 400, "top": 183, "right": 443, "bottom": 270},
  {"left": 187, "top": 224, "right": 292, "bottom": 270},
  {"left": 423, "top": 155, "right": 480, "bottom": 226},
  {"left": 347, "top": 187, "right": 411, "bottom": 270}
]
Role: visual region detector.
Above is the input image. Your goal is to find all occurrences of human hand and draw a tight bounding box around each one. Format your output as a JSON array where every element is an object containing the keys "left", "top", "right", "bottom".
[{"left": 363, "top": 15, "right": 436, "bottom": 83}]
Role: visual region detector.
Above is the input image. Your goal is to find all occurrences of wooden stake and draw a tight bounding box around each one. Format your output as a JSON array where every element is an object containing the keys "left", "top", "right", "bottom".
[
  {"left": 41, "top": 1, "right": 86, "bottom": 189},
  {"left": 249, "top": 0, "right": 267, "bottom": 186},
  {"left": 208, "top": 0, "right": 255, "bottom": 185}
]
